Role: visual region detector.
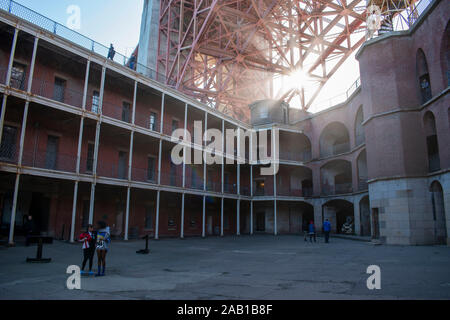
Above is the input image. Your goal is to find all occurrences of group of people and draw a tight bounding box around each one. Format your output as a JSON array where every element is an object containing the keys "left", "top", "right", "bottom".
[
  {"left": 78, "top": 221, "right": 111, "bottom": 277},
  {"left": 303, "top": 219, "right": 332, "bottom": 243}
]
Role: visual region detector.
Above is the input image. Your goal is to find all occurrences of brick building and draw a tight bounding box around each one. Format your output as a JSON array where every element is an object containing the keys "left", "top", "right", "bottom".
[{"left": 0, "top": 0, "right": 448, "bottom": 246}]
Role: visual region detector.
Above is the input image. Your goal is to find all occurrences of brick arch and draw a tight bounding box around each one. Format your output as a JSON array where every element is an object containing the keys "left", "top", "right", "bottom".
[
  {"left": 319, "top": 121, "right": 350, "bottom": 158},
  {"left": 416, "top": 48, "right": 432, "bottom": 104}
]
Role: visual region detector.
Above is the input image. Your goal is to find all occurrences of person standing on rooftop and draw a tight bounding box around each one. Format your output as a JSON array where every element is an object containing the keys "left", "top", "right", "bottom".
[{"left": 107, "top": 44, "right": 115, "bottom": 60}]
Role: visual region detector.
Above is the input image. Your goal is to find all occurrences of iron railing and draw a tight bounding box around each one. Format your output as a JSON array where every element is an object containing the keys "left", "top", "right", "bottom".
[{"left": 0, "top": 0, "right": 176, "bottom": 86}]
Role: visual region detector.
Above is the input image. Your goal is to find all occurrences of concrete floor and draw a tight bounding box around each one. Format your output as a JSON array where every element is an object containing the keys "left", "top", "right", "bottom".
[{"left": 0, "top": 235, "right": 449, "bottom": 300}]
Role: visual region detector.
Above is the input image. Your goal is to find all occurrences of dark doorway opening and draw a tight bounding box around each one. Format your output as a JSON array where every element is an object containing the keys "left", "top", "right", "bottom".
[
  {"left": 29, "top": 192, "right": 51, "bottom": 235},
  {"left": 256, "top": 212, "right": 265, "bottom": 232}
]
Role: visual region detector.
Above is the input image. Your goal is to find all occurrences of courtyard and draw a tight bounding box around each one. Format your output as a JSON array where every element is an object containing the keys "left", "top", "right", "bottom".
[{"left": 0, "top": 235, "right": 449, "bottom": 300}]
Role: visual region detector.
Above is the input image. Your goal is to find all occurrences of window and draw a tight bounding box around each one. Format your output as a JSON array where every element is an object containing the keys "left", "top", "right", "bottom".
[
  {"left": 92, "top": 91, "right": 100, "bottom": 113},
  {"left": 416, "top": 49, "right": 432, "bottom": 104},
  {"left": 283, "top": 108, "right": 288, "bottom": 124},
  {"left": 10, "top": 62, "right": 26, "bottom": 90},
  {"left": 118, "top": 151, "right": 128, "bottom": 179},
  {"left": 260, "top": 106, "right": 269, "bottom": 119},
  {"left": 149, "top": 112, "right": 157, "bottom": 131},
  {"left": 172, "top": 119, "right": 179, "bottom": 133},
  {"left": 145, "top": 204, "right": 155, "bottom": 230},
  {"left": 122, "top": 102, "right": 131, "bottom": 123},
  {"left": 86, "top": 143, "right": 94, "bottom": 172},
  {"left": 147, "top": 157, "right": 156, "bottom": 181},
  {"left": 190, "top": 215, "right": 197, "bottom": 228},
  {"left": 53, "top": 77, "right": 66, "bottom": 103},
  {"left": 45, "top": 135, "right": 59, "bottom": 170},
  {"left": 168, "top": 216, "right": 176, "bottom": 228},
  {"left": 0, "top": 125, "right": 17, "bottom": 161}
]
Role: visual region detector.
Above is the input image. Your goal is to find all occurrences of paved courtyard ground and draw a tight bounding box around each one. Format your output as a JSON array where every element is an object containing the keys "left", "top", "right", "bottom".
[{"left": 0, "top": 235, "right": 449, "bottom": 300}]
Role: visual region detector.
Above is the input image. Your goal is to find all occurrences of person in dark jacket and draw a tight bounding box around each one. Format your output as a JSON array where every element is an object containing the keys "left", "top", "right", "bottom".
[
  {"left": 78, "top": 224, "right": 97, "bottom": 275},
  {"left": 308, "top": 221, "right": 316, "bottom": 243},
  {"left": 107, "top": 44, "right": 115, "bottom": 60},
  {"left": 323, "top": 219, "right": 331, "bottom": 243}
]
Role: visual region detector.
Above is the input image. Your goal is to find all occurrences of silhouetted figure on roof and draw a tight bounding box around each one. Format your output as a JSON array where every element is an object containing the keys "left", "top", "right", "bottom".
[{"left": 107, "top": 44, "right": 115, "bottom": 60}]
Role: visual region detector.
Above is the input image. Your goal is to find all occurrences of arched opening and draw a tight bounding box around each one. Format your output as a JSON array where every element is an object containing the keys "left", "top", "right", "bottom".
[
  {"left": 277, "top": 201, "right": 314, "bottom": 234},
  {"left": 357, "top": 150, "right": 368, "bottom": 191},
  {"left": 321, "top": 160, "right": 352, "bottom": 195},
  {"left": 277, "top": 165, "right": 313, "bottom": 197},
  {"left": 278, "top": 131, "right": 311, "bottom": 162},
  {"left": 423, "top": 112, "right": 440, "bottom": 172},
  {"left": 323, "top": 199, "right": 354, "bottom": 234},
  {"left": 416, "top": 49, "right": 432, "bottom": 104},
  {"left": 359, "top": 196, "right": 371, "bottom": 236},
  {"left": 430, "top": 181, "right": 447, "bottom": 244},
  {"left": 319, "top": 122, "right": 350, "bottom": 158},
  {"left": 355, "top": 106, "right": 365, "bottom": 146},
  {"left": 440, "top": 21, "right": 450, "bottom": 88}
]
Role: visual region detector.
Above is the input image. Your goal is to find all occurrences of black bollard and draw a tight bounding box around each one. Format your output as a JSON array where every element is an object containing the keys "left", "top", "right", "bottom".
[
  {"left": 136, "top": 234, "right": 150, "bottom": 254},
  {"left": 26, "top": 236, "right": 53, "bottom": 263}
]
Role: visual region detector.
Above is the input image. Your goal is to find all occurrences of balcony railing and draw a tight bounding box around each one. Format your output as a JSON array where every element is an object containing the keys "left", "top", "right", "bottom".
[
  {"left": 278, "top": 150, "right": 312, "bottom": 162},
  {"left": 96, "top": 161, "right": 129, "bottom": 180},
  {"left": 31, "top": 78, "right": 83, "bottom": 108},
  {"left": 0, "top": 0, "right": 176, "bottom": 86},
  {"left": 322, "top": 183, "right": 353, "bottom": 196},
  {"left": 22, "top": 151, "right": 77, "bottom": 172}
]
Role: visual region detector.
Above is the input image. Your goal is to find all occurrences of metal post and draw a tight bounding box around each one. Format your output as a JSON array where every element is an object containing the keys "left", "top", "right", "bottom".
[
  {"left": 221, "top": 197, "right": 224, "bottom": 236},
  {"left": 221, "top": 119, "right": 225, "bottom": 194},
  {"left": 202, "top": 195, "right": 206, "bottom": 237},
  {"left": 204, "top": 112, "right": 207, "bottom": 191},
  {"left": 8, "top": 174, "right": 20, "bottom": 245},
  {"left": 124, "top": 187, "right": 131, "bottom": 240},
  {"left": 81, "top": 60, "right": 91, "bottom": 110},
  {"left": 160, "top": 93, "right": 165, "bottom": 134},
  {"left": 155, "top": 190, "right": 160, "bottom": 239},
  {"left": 18, "top": 102, "right": 29, "bottom": 166},
  {"left": 250, "top": 200, "right": 253, "bottom": 235},
  {"left": 26, "top": 37, "right": 39, "bottom": 93},
  {"left": 88, "top": 183, "right": 96, "bottom": 225},
  {"left": 237, "top": 199, "right": 240, "bottom": 236},
  {"left": 180, "top": 193, "right": 185, "bottom": 238},
  {"left": 75, "top": 118, "right": 84, "bottom": 174},
  {"left": 70, "top": 181, "right": 79, "bottom": 243},
  {"left": 182, "top": 103, "right": 188, "bottom": 188},
  {"left": 128, "top": 131, "right": 134, "bottom": 181},
  {"left": 0, "top": 96, "right": 8, "bottom": 145},
  {"left": 5, "top": 28, "right": 19, "bottom": 87},
  {"left": 158, "top": 139, "right": 162, "bottom": 184},
  {"left": 132, "top": 81, "right": 137, "bottom": 125}
]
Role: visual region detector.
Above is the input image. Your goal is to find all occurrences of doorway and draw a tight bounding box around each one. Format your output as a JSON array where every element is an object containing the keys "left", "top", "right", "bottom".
[
  {"left": 29, "top": 192, "right": 51, "bottom": 235},
  {"left": 256, "top": 212, "right": 265, "bottom": 232}
]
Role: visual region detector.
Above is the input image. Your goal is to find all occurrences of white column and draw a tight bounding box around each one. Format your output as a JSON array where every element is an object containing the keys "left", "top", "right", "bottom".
[
  {"left": 274, "top": 200, "right": 277, "bottom": 236},
  {"left": 0, "top": 96, "right": 8, "bottom": 144},
  {"left": 237, "top": 128, "right": 240, "bottom": 195},
  {"left": 237, "top": 199, "right": 240, "bottom": 235},
  {"left": 132, "top": 81, "right": 137, "bottom": 125},
  {"left": 81, "top": 60, "right": 91, "bottom": 110},
  {"left": 5, "top": 29, "right": 19, "bottom": 86},
  {"left": 158, "top": 139, "right": 162, "bottom": 184},
  {"left": 88, "top": 183, "right": 96, "bottom": 225},
  {"left": 128, "top": 131, "right": 134, "bottom": 180},
  {"left": 202, "top": 195, "right": 206, "bottom": 237},
  {"left": 203, "top": 112, "right": 207, "bottom": 191},
  {"left": 221, "top": 197, "right": 224, "bottom": 236},
  {"left": 180, "top": 193, "right": 185, "bottom": 238},
  {"left": 155, "top": 190, "right": 160, "bottom": 240},
  {"left": 17, "top": 102, "right": 29, "bottom": 166},
  {"left": 221, "top": 119, "right": 225, "bottom": 193},
  {"left": 250, "top": 200, "right": 254, "bottom": 235},
  {"left": 26, "top": 37, "right": 39, "bottom": 93},
  {"left": 182, "top": 103, "right": 188, "bottom": 188},
  {"left": 160, "top": 93, "right": 165, "bottom": 134},
  {"left": 98, "top": 66, "right": 106, "bottom": 116},
  {"left": 8, "top": 174, "right": 20, "bottom": 245},
  {"left": 75, "top": 118, "right": 84, "bottom": 174},
  {"left": 124, "top": 187, "right": 131, "bottom": 240},
  {"left": 70, "top": 181, "right": 79, "bottom": 243}
]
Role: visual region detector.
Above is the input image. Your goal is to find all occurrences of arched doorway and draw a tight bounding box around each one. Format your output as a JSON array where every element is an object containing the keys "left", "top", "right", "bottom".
[
  {"left": 319, "top": 122, "right": 350, "bottom": 158},
  {"left": 359, "top": 196, "right": 371, "bottom": 236},
  {"left": 323, "top": 199, "right": 354, "bottom": 234},
  {"left": 430, "top": 181, "right": 447, "bottom": 244}
]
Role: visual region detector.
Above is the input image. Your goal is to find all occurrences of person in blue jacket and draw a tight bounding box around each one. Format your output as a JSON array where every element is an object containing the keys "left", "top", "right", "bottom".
[
  {"left": 95, "top": 221, "right": 111, "bottom": 277},
  {"left": 323, "top": 219, "right": 331, "bottom": 243},
  {"left": 308, "top": 221, "right": 316, "bottom": 243}
]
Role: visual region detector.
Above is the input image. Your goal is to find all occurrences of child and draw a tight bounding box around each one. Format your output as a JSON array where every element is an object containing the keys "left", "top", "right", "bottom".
[
  {"left": 95, "top": 221, "right": 111, "bottom": 277},
  {"left": 78, "top": 224, "right": 96, "bottom": 275}
]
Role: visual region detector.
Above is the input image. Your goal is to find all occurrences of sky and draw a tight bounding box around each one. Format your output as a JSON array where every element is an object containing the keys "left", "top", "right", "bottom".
[{"left": 13, "top": 0, "right": 361, "bottom": 113}]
